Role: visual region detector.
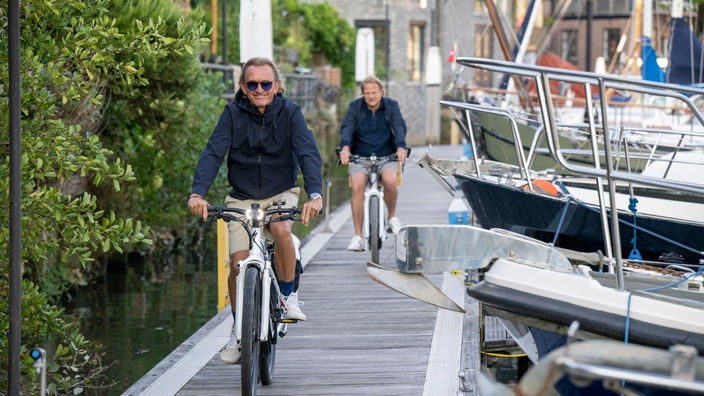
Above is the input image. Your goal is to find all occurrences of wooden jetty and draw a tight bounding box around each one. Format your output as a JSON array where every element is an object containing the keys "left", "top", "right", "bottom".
[{"left": 123, "top": 145, "right": 483, "bottom": 396}]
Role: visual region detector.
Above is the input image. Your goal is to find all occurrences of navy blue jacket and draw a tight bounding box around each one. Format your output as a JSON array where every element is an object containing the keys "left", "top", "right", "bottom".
[
  {"left": 340, "top": 96, "right": 407, "bottom": 156},
  {"left": 191, "top": 90, "right": 322, "bottom": 200}
]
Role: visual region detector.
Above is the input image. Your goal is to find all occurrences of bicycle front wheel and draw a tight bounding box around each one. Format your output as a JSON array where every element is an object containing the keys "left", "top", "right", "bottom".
[
  {"left": 369, "top": 195, "right": 380, "bottom": 263},
  {"left": 241, "top": 266, "right": 261, "bottom": 396},
  {"left": 259, "top": 277, "right": 278, "bottom": 385}
]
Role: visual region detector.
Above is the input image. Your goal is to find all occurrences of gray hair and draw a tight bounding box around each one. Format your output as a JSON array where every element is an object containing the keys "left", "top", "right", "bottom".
[{"left": 239, "top": 57, "right": 286, "bottom": 94}]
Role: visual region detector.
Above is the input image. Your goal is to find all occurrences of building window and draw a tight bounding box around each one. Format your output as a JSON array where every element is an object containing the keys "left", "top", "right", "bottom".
[
  {"left": 603, "top": 28, "right": 620, "bottom": 63},
  {"left": 408, "top": 22, "right": 426, "bottom": 81},
  {"left": 560, "top": 29, "right": 579, "bottom": 65},
  {"left": 356, "top": 20, "right": 389, "bottom": 79},
  {"left": 566, "top": 0, "right": 630, "bottom": 16}
]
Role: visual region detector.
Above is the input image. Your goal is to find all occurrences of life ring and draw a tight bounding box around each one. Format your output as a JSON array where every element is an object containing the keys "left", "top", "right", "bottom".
[{"left": 522, "top": 179, "right": 560, "bottom": 196}]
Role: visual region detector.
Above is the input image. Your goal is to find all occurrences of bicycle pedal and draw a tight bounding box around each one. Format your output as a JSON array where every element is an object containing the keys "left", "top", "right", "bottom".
[{"left": 280, "top": 318, "right": 298, "bottom": 324}]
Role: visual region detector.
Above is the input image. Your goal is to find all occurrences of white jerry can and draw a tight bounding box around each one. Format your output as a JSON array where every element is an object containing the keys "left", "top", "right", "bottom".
[{"left": 447, "top": 191, "right": 469, "bottom": 225}]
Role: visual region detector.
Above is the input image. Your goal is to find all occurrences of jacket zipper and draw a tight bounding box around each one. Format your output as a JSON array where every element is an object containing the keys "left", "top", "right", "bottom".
[{"left": 258, "top": 115, "right": 264, "bottom": 196}]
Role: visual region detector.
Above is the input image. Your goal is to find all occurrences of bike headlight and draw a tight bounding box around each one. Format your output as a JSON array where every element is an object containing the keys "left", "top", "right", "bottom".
[
  {"left": 245, "top": 208, "right": 265, "bottom": 221},
  {"left": 255, "top": 208, "right": 265, "bottom": 221}
]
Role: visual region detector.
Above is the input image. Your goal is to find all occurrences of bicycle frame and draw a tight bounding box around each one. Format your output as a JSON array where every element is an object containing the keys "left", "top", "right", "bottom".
[
  {"left": 232, "top": 206, "right": 286, "bottom": 343},
  {"left": 362, "top": 155, "right": 388, "bottom": 249}
]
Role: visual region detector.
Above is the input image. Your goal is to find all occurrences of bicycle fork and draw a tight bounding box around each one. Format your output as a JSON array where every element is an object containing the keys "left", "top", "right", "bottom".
[
  {"left": 362, "top": 188, "right": 387, "bottom": 246},
  {"left": 234, "top": 256, "right": 276, "bottom": 344},
  {"left": 234, "top": 247, "right": 299, "bottom": 342}
]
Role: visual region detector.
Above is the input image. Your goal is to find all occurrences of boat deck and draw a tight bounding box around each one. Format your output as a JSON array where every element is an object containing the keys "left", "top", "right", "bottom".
[{"left": 122, "top": 145, "right": 483, "bottom": 396}]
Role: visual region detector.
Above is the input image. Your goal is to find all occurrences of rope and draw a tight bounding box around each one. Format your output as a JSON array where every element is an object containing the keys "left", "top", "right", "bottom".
[
  {"left": 627, "top": 197, "right": 643, "bottom": 260},
  {"left": 566, "top": 196, "right": 703, "bottom": 258},
  {"left": 551, "top": 199, "right": 571, "bottom": 246}
]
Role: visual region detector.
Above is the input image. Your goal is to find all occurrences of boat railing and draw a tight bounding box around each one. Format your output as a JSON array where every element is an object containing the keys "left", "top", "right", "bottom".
[
  {"left": 454, "top": 57, "right": 704, "bottom": 196},
  {"left": 440, "top": 99, "right": 691, "bottom": 186},
  {"left": 445, "top": 57, "right": 704, "bottom": 289}
]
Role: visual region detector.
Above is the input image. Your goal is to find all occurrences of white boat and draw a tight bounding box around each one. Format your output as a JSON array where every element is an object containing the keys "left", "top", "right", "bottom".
[{"left": 372, "top": 224, "right": 704, "bottom": 349}]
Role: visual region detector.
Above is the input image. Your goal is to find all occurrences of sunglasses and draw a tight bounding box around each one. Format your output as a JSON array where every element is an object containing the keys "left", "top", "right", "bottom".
[{"left": 245, "top": 81, "right": 274, "bottom": 91}]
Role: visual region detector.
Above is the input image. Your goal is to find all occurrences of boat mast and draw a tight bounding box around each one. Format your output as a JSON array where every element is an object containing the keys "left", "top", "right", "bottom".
[{"left": 484, "top": 0, "right": 534, "bottom": 111}]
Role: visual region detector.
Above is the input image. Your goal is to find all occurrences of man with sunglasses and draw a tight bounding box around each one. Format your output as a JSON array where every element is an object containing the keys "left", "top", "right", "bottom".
[
  {"left": 338, "top": 75, "right": 409, "bottom": 252},
  {"left": 188, "top": 57, "right": 323, "bottom": 364}
]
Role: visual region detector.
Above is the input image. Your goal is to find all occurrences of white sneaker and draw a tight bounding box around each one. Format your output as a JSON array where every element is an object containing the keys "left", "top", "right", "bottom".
[
  {"left": 347, "top": 235, "right": 365, "bottom": 251},
  {"left": 388, "top": 217, "right": 401, "bottom": 235},
  {"left": 220, "top": 324, "right": 240, "bottom": 364},
  {"left": 283, "top": 292, "right": 307, "bottom": 321}
]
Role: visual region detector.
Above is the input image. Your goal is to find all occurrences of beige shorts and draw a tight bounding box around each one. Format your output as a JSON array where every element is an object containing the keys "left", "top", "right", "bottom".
[
  {"left": 224, "top": 187, "right": 300, "bottom": 253},
  {"left": 349, "top": 160, "right": 399, "bottom": 176}
]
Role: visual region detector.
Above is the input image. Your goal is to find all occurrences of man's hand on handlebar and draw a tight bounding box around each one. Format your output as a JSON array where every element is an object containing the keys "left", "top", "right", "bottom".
[
  {"left": 301, "top": 196, "right": 322, "bottom": 226},
  {"left": 337, "top": 146, "right": 409, "bottom": 166},
  {"left": 338, "top": 145, "right": 351, "bottom": 166},
  {"left": 188, "top": 194, "right": 209, "bottom": 221},
  {"left": 396, "top": 147, "right": 408, "bottom": 164}
]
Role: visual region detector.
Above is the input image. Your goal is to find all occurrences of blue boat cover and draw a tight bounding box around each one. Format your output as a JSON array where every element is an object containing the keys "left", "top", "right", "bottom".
[{"left": 667, "top": 18, "right": 704, "bottom": 85}]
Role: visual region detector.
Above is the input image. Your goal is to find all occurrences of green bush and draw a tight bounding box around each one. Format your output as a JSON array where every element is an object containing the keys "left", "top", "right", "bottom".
[
  {"left": 0, "top": 0, "right": 216, "bottom": 392},
  {"left": 0, "top": 280, "right": 112, "bottom": 395}
]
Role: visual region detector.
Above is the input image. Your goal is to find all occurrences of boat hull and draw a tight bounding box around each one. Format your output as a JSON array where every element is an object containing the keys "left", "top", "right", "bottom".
[
  {"left": 469, "top": 282, "right": 704, "bottom": 354},
  {"left": 456, "top": 173, "right": 704, "bottom": 264},
  {"left": 467, "top": 258, "right": 704, "bottom": 354}
]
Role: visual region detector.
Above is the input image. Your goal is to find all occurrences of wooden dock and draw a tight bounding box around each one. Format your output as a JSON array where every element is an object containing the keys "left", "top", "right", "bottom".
[{"left": 123, "top": 144, "right": 481, "bottom": 396}]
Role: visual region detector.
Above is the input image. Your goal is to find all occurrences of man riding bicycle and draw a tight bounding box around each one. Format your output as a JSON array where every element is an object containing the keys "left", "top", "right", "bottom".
[
  {"left": 188, "top": 57, "right": 323, "bottom": 364},
  {"left": 338, "top": 75, "right": 409, "bottom": 252}
]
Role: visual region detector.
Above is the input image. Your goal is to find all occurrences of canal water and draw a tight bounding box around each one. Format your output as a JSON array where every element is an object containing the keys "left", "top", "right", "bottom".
[{"left": 64, "top": 172, "right": 351, "bottom": 395}]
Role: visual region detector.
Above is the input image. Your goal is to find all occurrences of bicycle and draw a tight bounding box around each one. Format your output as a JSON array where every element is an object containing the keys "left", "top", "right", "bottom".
[
  {"left": 338, "top": 150, "right": 401, "bottom": 264},
  {"left": 207, "top": 202, "right": 302, "bottom": 396}
]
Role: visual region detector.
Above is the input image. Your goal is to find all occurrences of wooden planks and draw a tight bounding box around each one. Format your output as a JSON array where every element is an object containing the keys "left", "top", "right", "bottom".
[{"left": 129, "top": 145, "right": 479, "bottom": 396}]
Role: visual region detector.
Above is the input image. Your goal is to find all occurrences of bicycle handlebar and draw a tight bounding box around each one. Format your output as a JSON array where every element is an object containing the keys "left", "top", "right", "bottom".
[
  {"left": 335, "top": 149, "right": 398, "bottom": 166},
  {"left": 347, "top": 153, "right": 398, "bottom": 164},
  {"left": 334, "top": 147, "right": 411, "bottom": 166},
  {"left": 207, "top": 204, "right": 302, "bottom": 224}
]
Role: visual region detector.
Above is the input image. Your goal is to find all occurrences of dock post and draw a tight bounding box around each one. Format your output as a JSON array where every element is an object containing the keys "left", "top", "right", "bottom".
[
  {"left": 322, "top": 178, "right": 333, "bottom": 233},
  {"left": 217, "top": 219, "right": 230, "bottom": 311}
]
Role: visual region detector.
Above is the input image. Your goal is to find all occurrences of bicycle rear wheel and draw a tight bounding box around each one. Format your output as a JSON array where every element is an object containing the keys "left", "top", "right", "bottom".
[
  {"left": 259, "top": 277, "right": 278, "bottom": 385},
  {"left": 241, "top": 266, "right": 261, "bottom": 396},
  {"left": 369, "top": 195, "right": 380, "bottom": 263}
]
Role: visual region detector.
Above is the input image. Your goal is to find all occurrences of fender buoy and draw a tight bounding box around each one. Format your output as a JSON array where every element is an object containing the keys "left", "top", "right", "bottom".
[{"left": 522, "top": 179, "right": 560, "bottom": 196}]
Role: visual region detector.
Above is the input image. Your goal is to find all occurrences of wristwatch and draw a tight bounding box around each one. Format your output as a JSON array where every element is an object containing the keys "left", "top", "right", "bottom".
[{"left": 310, "top": 193, "right": 322, "bottom": 200}]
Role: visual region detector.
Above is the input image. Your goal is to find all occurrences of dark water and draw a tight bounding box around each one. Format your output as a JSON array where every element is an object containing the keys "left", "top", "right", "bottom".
[
  {"left": 64, "top": 171, "right": 351, "bottom": 395},
  {"left": 66, "top": 257, "right": 218, "bottom": 394}
]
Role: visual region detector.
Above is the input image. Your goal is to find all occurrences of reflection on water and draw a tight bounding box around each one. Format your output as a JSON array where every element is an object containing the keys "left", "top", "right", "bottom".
[
  {"left": 65, "top": 255, "right": 218, "bottom": 395},
  {"left": 64, "top": 170, "right": 350, "bottom": 395}
]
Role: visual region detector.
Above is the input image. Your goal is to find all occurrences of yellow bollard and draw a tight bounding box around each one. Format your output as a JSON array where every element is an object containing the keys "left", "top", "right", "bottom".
[{"left": 216, "top": 218, "right": 230, "bottom": 312}]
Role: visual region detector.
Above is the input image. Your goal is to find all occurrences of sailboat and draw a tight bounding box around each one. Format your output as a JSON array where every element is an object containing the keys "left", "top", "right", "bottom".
[{"left": 453, "top": 0, "right": 704, "bottom": 173}]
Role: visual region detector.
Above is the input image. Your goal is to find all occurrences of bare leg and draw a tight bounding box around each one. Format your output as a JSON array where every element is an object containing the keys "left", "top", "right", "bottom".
[
  {"left": 380, "top": 167, "right": 398, "bottom": 218},
  {"left": 269, "top": 220, "right": 295, "bottom": 283},
  {"left": 349, "top": 172, "right": 368, "bottom": 237}
]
